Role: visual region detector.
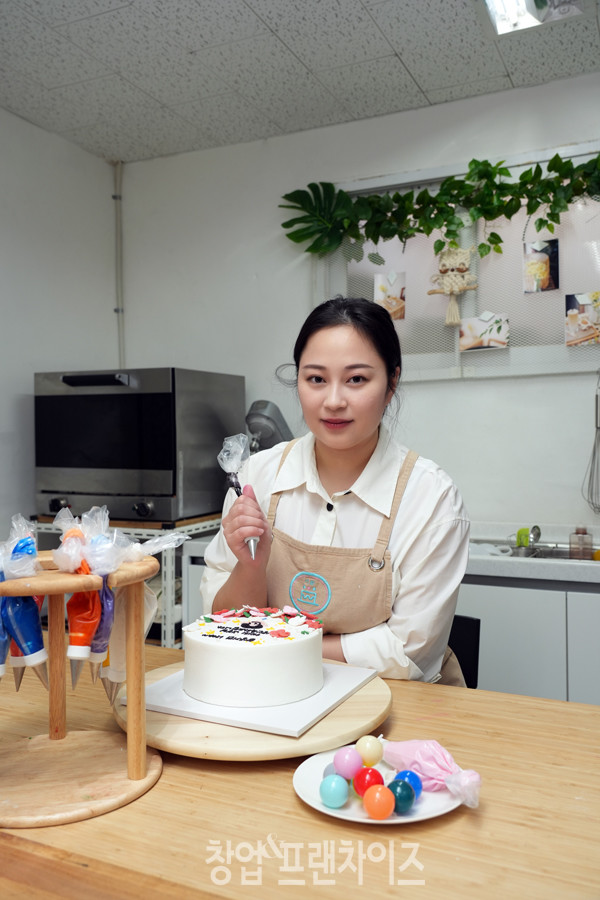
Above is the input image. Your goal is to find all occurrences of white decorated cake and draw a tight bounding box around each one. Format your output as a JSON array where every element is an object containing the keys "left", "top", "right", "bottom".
[{"left": 182, "top": 605, "right": 324, "bottom": 707}]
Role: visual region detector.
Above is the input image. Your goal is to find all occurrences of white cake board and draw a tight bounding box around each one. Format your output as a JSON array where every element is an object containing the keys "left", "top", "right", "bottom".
[{"left": 122, "top": 663, "right": 376, "bottom": 738}]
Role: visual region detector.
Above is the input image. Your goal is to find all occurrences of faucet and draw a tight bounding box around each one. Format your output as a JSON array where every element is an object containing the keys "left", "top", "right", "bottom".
[{"left": 516, "top": 525, "right": 541, "bottom": 548}]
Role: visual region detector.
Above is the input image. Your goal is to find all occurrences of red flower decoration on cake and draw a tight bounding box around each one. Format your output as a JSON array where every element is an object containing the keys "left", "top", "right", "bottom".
[
  {"left": 307, "top": 619, "right": 323, "bottom": 629},
  {"left": 269, "top": 629, "right": 290, "bottom": 639}
]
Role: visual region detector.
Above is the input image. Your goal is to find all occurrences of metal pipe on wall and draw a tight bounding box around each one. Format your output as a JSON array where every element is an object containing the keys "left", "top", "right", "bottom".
[{"left": 112, "top": 161, "right": 125, "bottom": 368}]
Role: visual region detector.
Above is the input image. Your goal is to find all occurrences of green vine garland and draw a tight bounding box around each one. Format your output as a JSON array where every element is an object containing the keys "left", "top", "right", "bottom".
[{"left": 280, "top": 152, "right": 600, "bottom": 262}]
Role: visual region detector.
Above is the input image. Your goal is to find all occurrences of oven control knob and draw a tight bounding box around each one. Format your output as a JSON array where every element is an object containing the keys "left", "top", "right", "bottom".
[
  {"left": 49, "top": 497, "right": 70, "bottom": 513},
  {"left": 133, "top": 501, "right": 154, "bottom": 518}
]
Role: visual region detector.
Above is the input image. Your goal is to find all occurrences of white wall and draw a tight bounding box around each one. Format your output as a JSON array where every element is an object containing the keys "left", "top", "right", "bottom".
[
  {"left": 0, "top": 109, "right": 116, "bottom": 525},
  {"left": 123, "top": 72, "right": 600, "bottom": 535}
]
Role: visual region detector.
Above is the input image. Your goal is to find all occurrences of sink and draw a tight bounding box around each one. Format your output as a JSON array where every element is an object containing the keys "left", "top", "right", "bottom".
[
  {"left": 510, "top": 544, "right": 572, "bottom": 559},
  {"left": 469, "top": 540, "right": 593, "bottom": 560}
]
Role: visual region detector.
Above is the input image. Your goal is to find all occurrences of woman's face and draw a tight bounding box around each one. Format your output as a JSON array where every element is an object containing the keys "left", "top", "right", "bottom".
[{"left": 297, "top": 325, "right": 397, "bottom": 456}]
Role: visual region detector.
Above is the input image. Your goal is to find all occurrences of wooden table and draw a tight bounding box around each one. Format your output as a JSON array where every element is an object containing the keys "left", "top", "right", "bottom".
[{"left": 1, "top": 644, "right": 598, "bottom": 899}]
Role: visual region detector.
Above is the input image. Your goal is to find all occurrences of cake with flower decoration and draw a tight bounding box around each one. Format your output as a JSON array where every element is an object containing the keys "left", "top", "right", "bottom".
[{"left": 182, "top": 606, "right": 324, "bottom": 707}]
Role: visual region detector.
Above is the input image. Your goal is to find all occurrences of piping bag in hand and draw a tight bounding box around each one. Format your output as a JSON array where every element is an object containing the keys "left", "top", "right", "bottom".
[{"left": 217, "top": 433, "right": 259, "bottom": 560}]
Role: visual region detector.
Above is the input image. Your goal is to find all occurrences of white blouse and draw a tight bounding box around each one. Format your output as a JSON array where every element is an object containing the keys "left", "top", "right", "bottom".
[{"left": 200, "top": 425, "right": 470, "bottom": 681}]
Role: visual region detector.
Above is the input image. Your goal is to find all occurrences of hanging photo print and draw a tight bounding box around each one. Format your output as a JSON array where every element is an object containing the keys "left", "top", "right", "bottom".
[
  {"left": 374, "top": 271, "right": 405, "bottom": 319},
  {"left": 565, "top": 292, "right": 600, "bottom": 346},
  {"left": 459, "top": 312, "right": 509, "bottom": 352},
  {"left": 523, "top": 240, "right": 559, "bottom": 293}
]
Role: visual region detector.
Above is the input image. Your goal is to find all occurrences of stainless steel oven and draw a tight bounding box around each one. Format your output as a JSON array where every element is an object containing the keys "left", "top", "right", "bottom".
[{"left": 34, "top": 367, "right": 245, "bottom": 521}]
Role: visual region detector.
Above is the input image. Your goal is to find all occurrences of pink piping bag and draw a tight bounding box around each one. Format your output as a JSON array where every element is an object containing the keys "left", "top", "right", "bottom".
[{"left": 383, "top": 739, "right": 481, "bottom": 808}]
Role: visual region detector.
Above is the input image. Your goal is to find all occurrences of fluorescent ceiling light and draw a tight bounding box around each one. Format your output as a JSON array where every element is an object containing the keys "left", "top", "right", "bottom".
[{"left": 483, "top": 0, "right": 583, "bottom": 35}]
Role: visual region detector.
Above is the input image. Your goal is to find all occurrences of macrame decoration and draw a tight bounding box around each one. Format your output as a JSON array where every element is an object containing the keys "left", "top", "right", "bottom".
[{"left": 427, "top": 247, "right": 478, "bottom": 326}]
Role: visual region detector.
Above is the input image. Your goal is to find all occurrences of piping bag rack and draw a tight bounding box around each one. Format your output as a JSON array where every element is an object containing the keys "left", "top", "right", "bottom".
[{"left": 0, "top": 550, "right": 161, "bottom": 827}]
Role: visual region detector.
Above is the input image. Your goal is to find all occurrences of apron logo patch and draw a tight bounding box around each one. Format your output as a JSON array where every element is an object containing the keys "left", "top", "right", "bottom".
[{"left": 289, "top": 571, "right": 331, "bottom": 616}]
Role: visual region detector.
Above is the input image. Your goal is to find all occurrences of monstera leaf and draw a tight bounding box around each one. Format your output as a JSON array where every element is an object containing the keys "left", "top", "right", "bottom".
[{"left": 280, "top": 182, "right": 358, "bottom": 255}]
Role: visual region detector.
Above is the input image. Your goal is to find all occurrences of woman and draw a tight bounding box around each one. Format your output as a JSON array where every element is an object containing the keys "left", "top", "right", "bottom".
[{"left": 201, "top": 297, "right": 470, "bottom": 683}]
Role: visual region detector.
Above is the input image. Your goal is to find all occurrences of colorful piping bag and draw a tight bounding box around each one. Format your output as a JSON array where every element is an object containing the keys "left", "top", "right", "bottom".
[
  {"left": 100, "top": 529, "right": 188, "bottom": 704},
  {"left": 101, "top": 581, "right": 158, "bottom": 705},
  {"left": 88, "top": 576, "right": 115, "bottom": 684},
  {"left": 0, "top": 574, "right": 9, "bottom": 680},
  {"left": 78, "top": 509, "right": 125, "bottom": 685},
  {"left": 0, "top": 519, "right": 48, "bottom": 690},
  {"left": 6, "top": 595, "right": 44, "bottom": 690},
  {"left": 52, "top": 511, "right": 102, "bottom": 689},
  {"left": 66, "top": 556, "right": 102, "bottom": 689}
]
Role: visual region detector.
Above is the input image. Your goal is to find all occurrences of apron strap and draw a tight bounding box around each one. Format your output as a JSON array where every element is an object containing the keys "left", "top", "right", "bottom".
[
  {"left": 369, "top": 450, "right": 419, "bottom": 568},
  {"left": 267, "top": 439, "right": 299, "bottom": 525}
]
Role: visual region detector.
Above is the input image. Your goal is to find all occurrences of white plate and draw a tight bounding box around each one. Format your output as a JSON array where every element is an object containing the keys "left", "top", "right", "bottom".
[{"left": 293, "top": 749, "right": 462, "bottom": 824}]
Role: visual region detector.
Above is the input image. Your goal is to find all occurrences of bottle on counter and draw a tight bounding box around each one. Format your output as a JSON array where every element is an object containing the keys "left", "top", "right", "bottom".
[{"left": 569, "top": 526, "right": 593, "bottom": 560}]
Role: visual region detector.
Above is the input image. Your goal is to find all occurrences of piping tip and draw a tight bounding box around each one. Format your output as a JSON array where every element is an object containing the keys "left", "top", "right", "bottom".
[
  {"left": 31, "top": 661, "right": 49, "bottom": 691},
  {"left": 245, "top": 536, "right": 259, "bottom": 560},
  {"left": 89, "top": 661, "right": 102, "bottom": 684},
  {"left": 102, "top": 678, "right": 123, "bottom": 706},
  {"left": 70, "top": 658, "right": 85, "bottom": 690},
  {"left": 12, "top": 666, "right": 25, "bottom": 692}
]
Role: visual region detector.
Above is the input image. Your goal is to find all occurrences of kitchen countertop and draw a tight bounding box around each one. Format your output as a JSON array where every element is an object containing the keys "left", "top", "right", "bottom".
[
  {"left": 466, "top": 544, "right": 600, "bottom": 587},
  {"left": 466, "top": 522, "right": 600, "bottom": 588}
]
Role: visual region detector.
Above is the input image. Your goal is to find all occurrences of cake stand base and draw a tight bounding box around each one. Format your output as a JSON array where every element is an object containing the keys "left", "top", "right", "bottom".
[
  {"left": 114, "top": 662, "right": 393, "bottom": 761},
  {"left": 0, "top": 731, "right": 162, "bottom": 828}
]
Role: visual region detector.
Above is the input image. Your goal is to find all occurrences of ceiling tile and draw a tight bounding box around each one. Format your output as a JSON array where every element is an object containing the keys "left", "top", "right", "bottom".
[
  {"left": 0, "top": 63, "right": 45, "bottom": 116},
  {"left": 62, "top": 118, "right": 152, "bottom": 161},
  {"left": 242, "top": 76, "right": 355, "bottom": 132},
  {"left": 19, "top": 0, "right": 133, "bottom": 27},
  {"left": 0, "top": 10, "right": 110, "bottom": 87},
  {"left": 426, "top": 74, "right": 513, "bottom": 105},
  {"left": 246, "top": 0, "right": 396, "bottom": 69},
  {"left": 122, "top": 105, "right": 207, "bottom": 159},
  {"left": 176, "top": 91, "right": 283, "bottom": 145},
  {"left": 369, "top": 0, "right": 508, "bottom": 90},
  {"left": 198, "top": 32, "right": 310, "bottom": 91},
  {"left": 316, "top": 56, "right": 428, "bottom": 117},
  {"left": 55, "top": 4, "right": 181, "bottom": 68},
  {"left": 118, "top": 46, "right": 228, "bottom": 106},
  {"left": 136, "top": 0, "right": 269, "bottom": 51},
  {"left": 496, "top": 17, "right": 600, "bottom": 87},
  {"left": 28, "top": 75, "right": 165, "bottom": 134}
]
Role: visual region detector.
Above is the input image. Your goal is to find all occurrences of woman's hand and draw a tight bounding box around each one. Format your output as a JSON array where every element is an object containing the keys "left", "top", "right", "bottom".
[{"left": 221, "top": 484, "right": 271, "bottom": 565}]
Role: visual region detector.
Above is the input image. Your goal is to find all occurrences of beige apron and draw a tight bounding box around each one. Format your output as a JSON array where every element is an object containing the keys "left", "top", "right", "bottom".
[{"left": 264, "top": 441, "right": 466, "bottom": 685}]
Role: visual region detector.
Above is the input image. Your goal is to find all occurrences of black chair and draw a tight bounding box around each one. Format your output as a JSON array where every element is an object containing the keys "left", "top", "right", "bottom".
[{"left": 449, "top": 614, "right": 481, "bottom": 689}]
